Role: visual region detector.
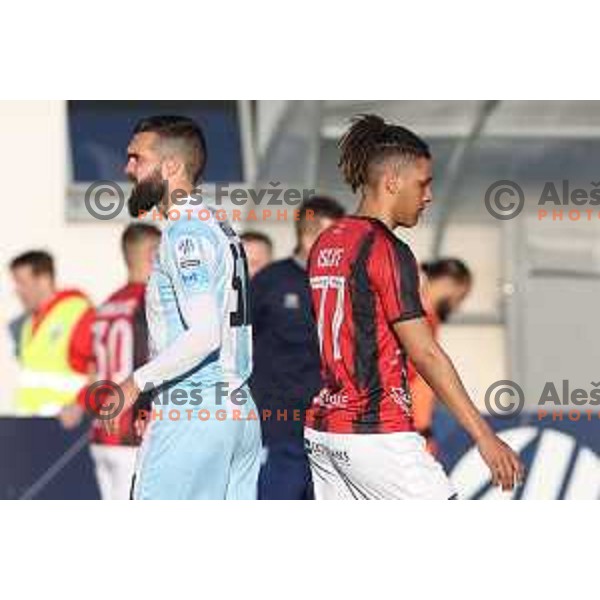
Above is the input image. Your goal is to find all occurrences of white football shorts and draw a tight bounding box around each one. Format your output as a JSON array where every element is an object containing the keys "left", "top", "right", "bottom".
[{"left": 305, "top": 427, "right": 455, "bottom": 500}]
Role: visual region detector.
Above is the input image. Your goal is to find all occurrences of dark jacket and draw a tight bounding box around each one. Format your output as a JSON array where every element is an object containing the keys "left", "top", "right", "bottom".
[{"left": 249, "top": 257, "right": 322, "bottom": 443}]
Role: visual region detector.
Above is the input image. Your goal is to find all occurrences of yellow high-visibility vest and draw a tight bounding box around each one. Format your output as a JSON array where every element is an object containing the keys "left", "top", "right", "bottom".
[{"left": 16, "top": 293, "right": 91, "bottom": 416}]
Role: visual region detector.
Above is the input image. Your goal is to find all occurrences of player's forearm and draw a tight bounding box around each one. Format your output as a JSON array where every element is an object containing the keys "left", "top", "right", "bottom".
[
  {"left": 409, "top": 344, "right": 493, "bottom": 444},
  {"left": 133, "top": 321, "right": 220, "bottom": 391}
]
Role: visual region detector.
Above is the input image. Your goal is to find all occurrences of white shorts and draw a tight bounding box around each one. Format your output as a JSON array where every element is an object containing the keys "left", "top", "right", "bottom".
[
  {"left": 90, "top": 444, "right": 138, "bottom": 500},
  {"left": 305, "top": 427, "right": 455, "bottom": 500}
]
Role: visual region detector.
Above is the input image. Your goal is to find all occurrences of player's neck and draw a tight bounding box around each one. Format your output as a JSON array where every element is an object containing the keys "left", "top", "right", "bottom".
[
  {"left": 161, "top": 180, "right": 194, "bottom": 215},
  {"left": 355, "top": 197, "right": 396, "bottom": 230}
]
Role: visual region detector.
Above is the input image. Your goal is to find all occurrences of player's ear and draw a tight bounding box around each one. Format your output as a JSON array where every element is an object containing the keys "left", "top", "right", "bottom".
[
  {"left": 161, "top": 155, "right": 182, "bottom": 180},
  {"left": 383, "top": 164, "right": 401, "bottom": 196}
]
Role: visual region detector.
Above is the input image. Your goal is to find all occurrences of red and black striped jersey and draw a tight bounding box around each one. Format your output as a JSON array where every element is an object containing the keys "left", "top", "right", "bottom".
[
  {"left": 306, "top": 216, "right": 425, "bottom": 434},
  {"left": 89, "top": 283, "right": 150, "bottom": 446}
]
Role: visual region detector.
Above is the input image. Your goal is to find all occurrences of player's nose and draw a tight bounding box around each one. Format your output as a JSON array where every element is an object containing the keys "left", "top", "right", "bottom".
[{"left": 124, "top": 161, "right": 135, "bottom": 180}]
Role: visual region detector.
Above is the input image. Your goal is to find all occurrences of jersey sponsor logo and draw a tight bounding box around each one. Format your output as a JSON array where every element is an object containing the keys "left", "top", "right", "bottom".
[
  {"left": 449, "top": 425, "right": 600, "bottom": 499},
  {"left": 175, "top": 235, "right": 202, "bottom": 270},
  {"left": 181, "top": 269, "right": 208, "bottom": 291},
  {"left": 315, "top": 388, "right": 348, "bottom": 407},
  {"left": 174, "top": 235, "right": 209, "bottom": 291},
  {"left": 390, "top": 386, "right": 412, "bottom": 412}
]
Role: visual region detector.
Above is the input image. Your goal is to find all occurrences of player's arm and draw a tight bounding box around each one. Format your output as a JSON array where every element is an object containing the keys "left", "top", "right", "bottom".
[
  {"left": 134, "top": 228, "right": 221, "bottom": 390},
  {"left": 394, "top": 319, "right": 523, "bottom": 490},
  {"left": 133, "top": 294, "right": 220, "bottom": 386},
  {"left": 370, "top": 234, "right": 524, "bottom": 491},
  {"left": 105, "top": 228, "right": 221, "bottom": 429},
  {"left": 410, "top": 373, "right": 437, "bottom": 452}
]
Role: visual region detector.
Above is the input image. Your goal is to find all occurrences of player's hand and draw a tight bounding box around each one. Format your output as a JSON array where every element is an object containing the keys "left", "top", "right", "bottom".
[
  {"left": 476, "top": 433, "right": 525, "bottom": 491},
  {"left": 102, "top": 376, "right": 140, "bottom": 436},
  {"left": 57, "top": 404, "right": 85, "bottom": 430}
]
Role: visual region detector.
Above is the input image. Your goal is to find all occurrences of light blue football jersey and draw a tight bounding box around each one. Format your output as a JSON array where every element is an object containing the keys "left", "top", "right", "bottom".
[
  {"left": 133, "top": 199, "right": 260, "bottom": 499},
  {"left": 144, "top": 200, "right": 252, "bottom": 395}
]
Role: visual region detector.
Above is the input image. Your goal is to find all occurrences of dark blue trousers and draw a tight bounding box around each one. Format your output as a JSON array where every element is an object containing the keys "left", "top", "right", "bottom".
[{"left": 258, "top": 440, "right": 314, "bottom": 500}]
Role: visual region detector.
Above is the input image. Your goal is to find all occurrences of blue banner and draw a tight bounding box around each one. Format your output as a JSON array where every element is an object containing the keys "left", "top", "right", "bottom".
[
  {"left": 0, "top": 418, "right": 99, "bottom": 500},
  {"left": 437, "top": 412, "right": 600, "bottom": 499}
]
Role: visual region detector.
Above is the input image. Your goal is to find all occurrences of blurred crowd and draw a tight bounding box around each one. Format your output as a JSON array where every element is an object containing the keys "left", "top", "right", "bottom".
[{"left": 6, "top": 195, "right": 471, "bottom": 499}]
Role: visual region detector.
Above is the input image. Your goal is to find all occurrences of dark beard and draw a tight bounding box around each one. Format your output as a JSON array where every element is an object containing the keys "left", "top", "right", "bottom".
[{"left": 127, "top": 172, "right": 166, "bottom": 217}]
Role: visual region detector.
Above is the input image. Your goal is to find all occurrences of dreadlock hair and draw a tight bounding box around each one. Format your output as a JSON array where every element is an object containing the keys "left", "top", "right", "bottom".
[{"left": 337, "top": 114, "right": 431, "bottom": 193}]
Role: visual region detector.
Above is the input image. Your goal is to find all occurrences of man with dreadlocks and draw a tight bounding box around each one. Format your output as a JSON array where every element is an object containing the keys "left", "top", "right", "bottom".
[{"left": 304, "top": 114, "right": 524, "bottom": 499}]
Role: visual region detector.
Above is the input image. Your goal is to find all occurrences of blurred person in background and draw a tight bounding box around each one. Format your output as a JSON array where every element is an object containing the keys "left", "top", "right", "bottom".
[
  {"left": 409, "top": 258, "right": 472, "bottom": 455},
  {"left": 9, "top": 250, "right": 94, "bottom": 429},
  {"left": 241, "top": 231, "right": 273, "bottom": 279},
  {"left": 250, "top": 195, "right": 345, "bottom": 499},
  {"left": 88, "top": 223, "right": 160, "bottom": 500}
]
